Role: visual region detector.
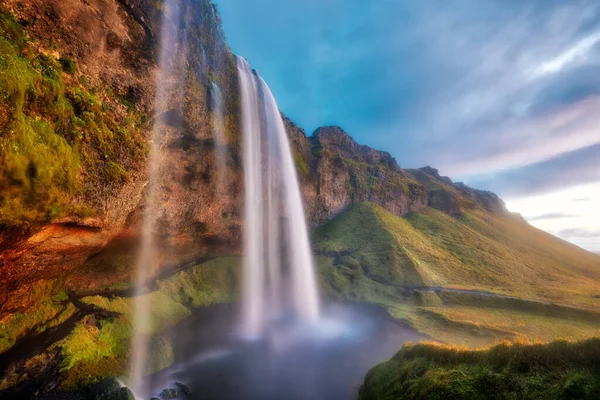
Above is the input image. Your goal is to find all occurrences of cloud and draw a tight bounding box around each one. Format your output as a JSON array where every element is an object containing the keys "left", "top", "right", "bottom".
[
  {"left": 557, "top": 228, "right": 600, "bottom": 239},
  {"left": 463, "top": 142, "right": 600, "bottom": 197},
  {"left": 526, "top": 213, "right": 574, "bottom": 221},
  {"left": 218, "top": 0, "right": 600, "bottom": 177}
]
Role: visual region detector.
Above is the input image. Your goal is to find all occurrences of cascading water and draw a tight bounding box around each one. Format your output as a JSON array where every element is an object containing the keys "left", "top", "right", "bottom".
[
  {"left": 260, "top": 76, "right": 320, "bottom": 322},
  {"left": 237, "top": 57, "right": 320, "bottom": 337},
  {"left": 238, "top": 58, "right": 266, "bottom": 336},
  {"left": 129, "top": 0, "right": 188, "bottom": 396}
]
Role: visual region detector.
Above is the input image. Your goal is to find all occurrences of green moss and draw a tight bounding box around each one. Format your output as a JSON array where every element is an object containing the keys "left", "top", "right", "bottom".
[
  {"left": 82, "top": 291, "right": 190, "bottom": 335},
  {"left": 59, "top": 57, "right": 77, "bottom": 74},
  {"left": 0, "top": 290, "right": 73, "bottom": 354},
  {"left": 103, "top": 161, "right": 128, "bottom": 184},
  {"left": 359, "top": 338, "right": 600, "bottom": 400},
  {"left": 0, "top": 9, "right": 146, "bottom": 229},
  {"left": 59, "top": 257, "right": 241, "bottom": 387},
  {"left": 60, "top": 315, "right": 130, "bottom": 371},
  {"left": 292, "top": 148, "right": 309, "bottom": 176},
  {"left": 157, "top": 256, "right": 241, "bottom": 307},
  {"left": 410, "top": 290, "right": 443, "bottom": 307},
  {"left": 59, "top": 312, "right": 177, "bottom": 389}
]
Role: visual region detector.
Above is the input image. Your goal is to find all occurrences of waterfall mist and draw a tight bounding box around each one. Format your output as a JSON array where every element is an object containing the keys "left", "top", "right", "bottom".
[{"left": 237, "top": 57, "right": 320, "bottom": 337}]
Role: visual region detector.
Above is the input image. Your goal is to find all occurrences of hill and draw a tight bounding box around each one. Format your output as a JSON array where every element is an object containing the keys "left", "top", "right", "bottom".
[
  {"left": 314, "top": 202, "right": 600, "bottom": 347},
  {"left": 314, "top": 202, "right": 600, "bottom": 308}
]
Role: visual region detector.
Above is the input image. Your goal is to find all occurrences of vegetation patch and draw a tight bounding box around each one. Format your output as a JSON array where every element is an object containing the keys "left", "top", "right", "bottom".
[
  {"left": 56, "top": 257, "right": 241, "bottom": 388},
  {"left": 157, "top": 256, "right": 241, "bottom": 307},
  {"left": 0, "top": 9, "right": 146, "bottom": 229},
  {"left": 314, "top": 202, "right": 600, "bottom": 309},
  {"left": 359, "top": 338, "right": 600, "bottom": 400},
  {"left": 82, "top": 291, "right": 190, "bottom": 335},
  {"left": 0, "top": 291, "right": 73, "bottom": 354}
]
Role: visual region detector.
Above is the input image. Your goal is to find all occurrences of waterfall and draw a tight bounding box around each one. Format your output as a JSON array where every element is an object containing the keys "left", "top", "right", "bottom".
[
  {"left": 260, "top": 77, "right": 320, "bottom": 322},
  {"left": 237, "top": 57, "right": 320, "bottom": 337},
  {"left": 129, "top": 0, "right": 187, "bottom": 395}
]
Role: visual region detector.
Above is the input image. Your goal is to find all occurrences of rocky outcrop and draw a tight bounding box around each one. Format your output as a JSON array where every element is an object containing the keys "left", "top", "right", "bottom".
[
  {"left": 304, "top": 126, "right": 428, "bottom": 225},
  {"left": 407, "top": 167, "right": 508, "bottom": 217}
]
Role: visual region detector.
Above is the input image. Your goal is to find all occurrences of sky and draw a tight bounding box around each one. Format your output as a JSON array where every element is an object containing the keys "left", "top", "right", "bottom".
[{"left": 215, "top": 0, "right": 600, "bottom": 252}]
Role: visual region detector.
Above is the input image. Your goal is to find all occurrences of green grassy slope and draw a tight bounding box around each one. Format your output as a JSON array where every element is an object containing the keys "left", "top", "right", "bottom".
[
  {"left": 314, "top": 202, "right": 600, "bottom": 309},
  {"left": 359, "top": 338, "right": 600, "bottom": 400}
]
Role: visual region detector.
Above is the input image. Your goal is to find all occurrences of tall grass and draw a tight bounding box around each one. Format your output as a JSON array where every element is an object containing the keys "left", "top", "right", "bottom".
[{"left": 360, "top": 338, "right": 600, "bottom": 400}]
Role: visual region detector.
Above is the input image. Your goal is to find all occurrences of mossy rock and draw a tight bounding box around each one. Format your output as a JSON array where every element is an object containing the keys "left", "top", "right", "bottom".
[
  {"left": 81, "top": 378, "right": 134, "bottom": 400},
  {"left": 410, "top": 290, "right": 442, "bottom": 307}
]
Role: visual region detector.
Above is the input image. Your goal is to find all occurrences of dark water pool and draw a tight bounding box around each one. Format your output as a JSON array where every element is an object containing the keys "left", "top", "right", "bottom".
[{"left": 144, "top": 303, "right": 424, "bottom": 400}]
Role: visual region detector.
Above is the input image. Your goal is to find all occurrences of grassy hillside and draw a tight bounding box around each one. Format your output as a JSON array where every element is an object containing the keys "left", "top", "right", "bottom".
[
  {"left": 314, "top": 202, "right": 600, "bottom": 348},
  {"left": 314, "top": 202, "right": 600, "bottom": 308},
  {"left": 359, "top": 338, "right": 600, "bottom": 400}
]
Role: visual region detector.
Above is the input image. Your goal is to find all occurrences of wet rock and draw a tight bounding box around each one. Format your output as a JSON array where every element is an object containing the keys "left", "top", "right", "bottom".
[
  {"left": 159, "top": 387, "right": 178, "bottom": 399},
  {"left": 120, "top": 386, "right": 135, "bottom": 400},
  {"left": 175, "top": 381, "right": 191, "bottom": 395},
  {"left": 85, "top": 379, "right": 134, "bottom": 400}
]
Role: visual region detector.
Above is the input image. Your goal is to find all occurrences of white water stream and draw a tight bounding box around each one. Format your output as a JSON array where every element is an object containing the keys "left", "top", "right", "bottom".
[{"left": 237, "top": 57, "right": 320, "bottom": 337}]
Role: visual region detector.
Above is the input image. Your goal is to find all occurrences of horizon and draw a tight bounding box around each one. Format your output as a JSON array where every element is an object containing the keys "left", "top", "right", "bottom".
[{"left": 215, "top": 0, "right": 600, "bottom": 252}]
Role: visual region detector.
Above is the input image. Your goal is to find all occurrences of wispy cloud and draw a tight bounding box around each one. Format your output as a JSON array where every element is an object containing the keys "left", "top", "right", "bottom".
[
  {"left": 557, "top": 228, "right": 600, "bottom": 240},
  {"left": 527, "top": 213, "right": 574, "bottom": 221},
  {"left": 463, "top": 142, "right": 600, "bottom": 197}
]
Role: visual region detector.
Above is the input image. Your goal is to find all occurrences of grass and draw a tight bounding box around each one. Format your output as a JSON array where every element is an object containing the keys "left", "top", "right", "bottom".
[
  {"left": 314, "top": 202, "right": 600, "bottom": 309},
  {"left": 359, "top": 338, "right": 600, "bottom": 400},
  {"left": 82, "top": 291, "right": 191, "bottom": 335},
  {"left": 157, "top": 256, "right": 241, "bottom": 307},
  {"left": 313, "top": 203, "right": 424, "bottom": 286},
  {"left": 423, "top": 306, "right": 600, "bottom": 343},
  {"left": 314, "top": 202, "right": 600, "bottom": 352},
  {"left": 58, "top": 314, "right": 172, "bottom": 388}
]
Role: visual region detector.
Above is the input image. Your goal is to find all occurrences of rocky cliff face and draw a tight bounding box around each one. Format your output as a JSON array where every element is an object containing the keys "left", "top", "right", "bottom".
[
  {"left": 0, "top": 0, "right": 508, "bottom": 316},
  {"left": 290, "top": 125, "right": 429, "bottom": 225}
]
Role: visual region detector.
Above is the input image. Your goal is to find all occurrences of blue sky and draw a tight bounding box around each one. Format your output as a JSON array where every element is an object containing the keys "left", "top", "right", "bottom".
[{"left": 215, "top": 0, "right": 600, "bottom": 251}]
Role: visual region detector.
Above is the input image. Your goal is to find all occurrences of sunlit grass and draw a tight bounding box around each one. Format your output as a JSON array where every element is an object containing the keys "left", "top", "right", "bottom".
[
  {"left": 360, "top": 338, "right": 600, "bottom": 400},
  {"left": 0, "top": 290, "right": 73, "bottom": 354}
]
